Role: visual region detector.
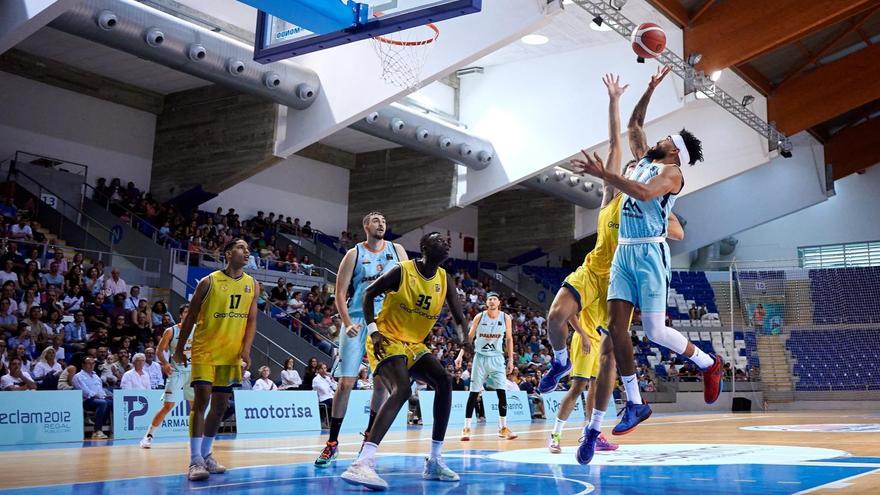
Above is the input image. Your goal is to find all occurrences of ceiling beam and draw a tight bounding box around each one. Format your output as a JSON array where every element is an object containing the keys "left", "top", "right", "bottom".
[
  {"left": 295, "top": 142, "right": 356, "bottom": 170},
  {"left": 689, "top": 0, "right": 716, "bottom": 24},
  {"left": 769, "top": 44, "right": 880, "bottom": 135},
  {"left": 687, "top": 0, "right": 880, "bottom": 72},
  {"left": 732, "top": 63, "right": 772, "bottom": 96},
  {"left": 778, "top": 7, "right": 879, "bottom": 87},
  {"left": 825, "top": 117, "right": 880, "bottom": 180},
  {"left": 0, "top": 48, "right": 163, "bottom": 114},
  {"left": 646, "top": 0, "right": 689, "bottom": 28}
]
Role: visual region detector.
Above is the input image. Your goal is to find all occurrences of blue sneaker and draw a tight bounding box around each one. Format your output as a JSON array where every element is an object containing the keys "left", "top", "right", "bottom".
[
  {"left": 611, "top": 401, "right": 652, "bottom": 436},
  {"left": 576, "top": 428, "right": 600, "bottom": 465},
  {"left": 538, "top": 358, "right": 572, "bottom": 394}
]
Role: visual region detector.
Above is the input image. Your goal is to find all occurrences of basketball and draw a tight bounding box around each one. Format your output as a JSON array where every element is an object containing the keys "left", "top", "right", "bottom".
[{"left": 631, "top": 22, "right": 666, "bottom": 59}]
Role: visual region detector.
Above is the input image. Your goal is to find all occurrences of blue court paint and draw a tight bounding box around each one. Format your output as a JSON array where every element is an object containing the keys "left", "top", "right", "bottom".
[{"left": 1, "top": 448, "right": 878, "bottom": 495}]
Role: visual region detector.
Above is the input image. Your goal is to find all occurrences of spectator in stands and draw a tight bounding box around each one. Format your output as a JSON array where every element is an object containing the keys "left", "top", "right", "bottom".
[
  {"left": 17, "top": 287, "right": 37, "bottom": 318},
  {"left": 300, "top": 255, "right": 314, "bottom": 276},
  {"left": 41, "top": 262, "right": 65, "bottom": 288},
  {"left": 85, "top": 293, "right": 110, "bottom": 331},
  {"left": 451, "top": 369, "right": 466, "bottom": 391},
  {"left": 9, "top": 217, "right": 34, "bottom": 241},
  {"left": 73, "top": 357, "right": 112, "bottom": 439},
  {"left": 301, "top": 221, "right": 313, "bottom": 237},
  {"left": 0, "top": 197, "right": 16, "bottom": 219},
  {"left": 253, "top": 366, "right": 278, "bottom": 391},
  {"left": 142, "top": 347, "right": 162, "bottom": 389},
  {"left": 131, "top": 310, "right": 152, "bottom": 346},
  {"left": 49, "top": 249, "right": 68, "bottom": 274},
  {"left": 698, "top": 304, "right": 708, "bottom": 319},
  {"left": 18, "top": 260, "right": 39, "bottom": 289},
  {"left": 63, "top": 285, "right": 84, "bottom": 313},
  {"left": 287, "top": 291, "right": 305, "bottom": 316},
  {"left": 49, "top": 334, "right": 66, "bottom": 366},
  {"left": 270, "top": 278, "right": 288, "bottom": 308},
  {"left": 45, "top": 308, "right": 64, "bottom": 336},
  {"left": 279, "top": 358, "right": 302, "bottom": 390},
  {"left": 84, "top": 267, "right": 102, "bottom": 296},
  {"left": 0, "top": 259, "right": 17, "bottom": 287},
  {"left": 1, "top": 356, "right": 36, "bottom": 391},
  {"left": 301, "top": 357, "right": 319, "bottom": 391},
  {"left": 0, "top": 242, "right": 24, "bottom": 268},
  {"left": 124, "top": 286, "right": 141, "bottom": 311},
  {"left": 57, "top": 365, "right": 77, "bottom": 390},
  {"left": 103, "top": 268, "right": 127, "bottom": 297},
  {"left": 41, "top": 286, "right": 64, "bottom": 315},
  {"left": 638, "top": 336, "right": 652, "bottom": 354},
  {"left": 150, "top": 301, "right": 174, "bottom": 328},
  {"left": 108, "top": 294, "right": 128, "bottom": 322},
  {"left": 356, "top": 368, "right": 373, "bottom": 390},
  {"left": 312, "top": 362, "right": 336, "bottom": 411},
  {"left": 749, "top": 365, "right": 760, "bottom": 382},
  {"left": 752, "top": 304, "right": 765, "bottom": 329},
  {"left": 108, "top": 314, "right": 130, "bottom": 350},
  {"left": 64, "top": 310, "right": 88, "bottom": 351},
  {"left": 107, "top": 348, "right": 132, "bottom": 388},
  {"left": 667, "top": 364, "right": 679, "bottom": 380},
  {"left": 0, "top": 299, "right": 17, "bottom": 335},
  {"left": 688, "top": 304, "right": 699, "bottom": 321},
  {"left": 120, "top": 353, "right": 151, "bottom": 390}
]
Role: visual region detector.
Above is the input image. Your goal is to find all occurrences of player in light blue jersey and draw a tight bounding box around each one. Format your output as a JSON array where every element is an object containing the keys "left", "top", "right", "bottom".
[
  {"left": 578, "top": 66, "right": 723, "bottom": 439},
  {"left": 455, "top": 292, "right": 518, "bottom": 441},
  {"left": 315, "top": 211, "right": 408, "bottom": 467}
]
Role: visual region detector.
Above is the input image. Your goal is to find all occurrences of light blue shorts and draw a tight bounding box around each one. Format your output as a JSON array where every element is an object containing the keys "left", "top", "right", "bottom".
[
  {"left": 607, "top": 241, "right": 670, "bottom": 313},
  {"left": 333, "top": 315, "right": 367, "bottom": 378},
  {"left": 469, "top": 354, "right": 507, "bottom": 392}
]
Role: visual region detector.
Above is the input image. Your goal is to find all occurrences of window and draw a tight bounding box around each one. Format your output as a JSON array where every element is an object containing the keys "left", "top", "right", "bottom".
[{"left": 798, "top": 241, "right": 880, "bottom": 268}]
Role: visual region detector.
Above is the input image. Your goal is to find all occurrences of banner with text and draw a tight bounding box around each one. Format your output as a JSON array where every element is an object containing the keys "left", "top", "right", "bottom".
[
  {"left": 340, "top": 390, "right": 408, "bottom": 431},
  {"left": 0, "top": 391, "right": 84, "bottom": 445},
  {"left": 113, "top": 390, "right": 192, "bottom": 440},
  {"left": 234, "top": 390, "right": 322, "bottom": 434},
  {"left": 482, "top": 390, "right": 531, "bottom": 423},
  {"left": 418, "top": 390, "right": 471, "bottom": 427}
]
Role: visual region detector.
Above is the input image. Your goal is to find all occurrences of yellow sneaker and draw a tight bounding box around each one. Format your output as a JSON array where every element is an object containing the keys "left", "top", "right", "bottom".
[
  {"left": 460, "top": 427, "right": 471, "bottom": 441},
  {"left": 499, "top": 427, "right": 518, "bottom": 440}
]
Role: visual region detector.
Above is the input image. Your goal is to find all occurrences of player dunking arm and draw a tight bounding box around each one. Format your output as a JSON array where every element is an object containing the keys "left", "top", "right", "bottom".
[
  {"left": 173, "top": 239, "right": 258, "bottom": 481},
  {"left": 315, "top": 211, "right": 407, "bottom": 467},
  {"left": 454, "top": 291, "right": 518, "bottom": 441},
  {"left": 341, "top": 232, "right": 467, "bottom": 491},
  {"left": 577, "top": 66, "right": 722, "bottom": 454},
  {"left": 140, "top": 304, "right": 192, "bottom": 449}
]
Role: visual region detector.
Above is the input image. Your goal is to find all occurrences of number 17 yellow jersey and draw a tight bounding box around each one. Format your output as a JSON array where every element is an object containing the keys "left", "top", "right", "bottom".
[
  {"left": 191, "top": 270, "right": 256, "bottom": 366},
  {"left": 377, "top": 260, "right": 447, "bottom": 344}
]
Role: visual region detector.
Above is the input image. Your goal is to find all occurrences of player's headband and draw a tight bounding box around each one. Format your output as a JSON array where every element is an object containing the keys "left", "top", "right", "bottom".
[
  {"left": 671, "top": 134, "right": 690, "bottom": 166},
  {"left": 486, "top": 292, "right": 499, "bottom": 299}
]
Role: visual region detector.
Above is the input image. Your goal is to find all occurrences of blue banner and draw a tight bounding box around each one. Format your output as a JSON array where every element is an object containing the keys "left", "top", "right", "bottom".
[
  {"left": 0, "top": 391, "right": 83, "bottom": 445},
  {"left": 113, "top": 390, "right": 192, "bottom": 440},
  {"left": 482, "top": 390, "right": 531, "bottom": 423},
  {"left": 418, "top": 391, "right": 470, "bottom": 427},
  {"left": 341, "top": 390, "right": 408, "bottom": 431},
  {"left": 233, "top": 390, "right": 322, "bottom": 434}
]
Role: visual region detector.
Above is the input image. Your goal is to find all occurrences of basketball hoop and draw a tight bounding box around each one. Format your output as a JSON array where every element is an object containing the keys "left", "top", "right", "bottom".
[{"left": 370, "top": 18, "right": 439, "bottom": 90}]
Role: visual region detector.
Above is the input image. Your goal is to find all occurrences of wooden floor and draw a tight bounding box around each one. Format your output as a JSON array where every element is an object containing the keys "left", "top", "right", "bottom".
[{"left": 1, "top": 411, "right": 879, "bottom": 494}]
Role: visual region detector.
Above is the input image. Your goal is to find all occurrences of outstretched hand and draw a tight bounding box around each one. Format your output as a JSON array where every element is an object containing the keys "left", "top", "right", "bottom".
[
  {"left": 570, "top": 150, "right": 606, "bottom": 179},
  {"left": 649, "top": 65, "right": 672, "bottom": 89},
  {"left": 603, "top": 73, "right": 629, "bottom": 98}
]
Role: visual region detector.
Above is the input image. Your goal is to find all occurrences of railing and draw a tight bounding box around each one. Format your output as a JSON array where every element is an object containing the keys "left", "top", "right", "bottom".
[{"left": 13, "top": 151, "right": 89, "bottom": 181}]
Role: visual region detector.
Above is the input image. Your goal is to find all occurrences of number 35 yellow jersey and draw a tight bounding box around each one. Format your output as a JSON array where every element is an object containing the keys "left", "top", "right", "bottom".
[
  {"left": 377, "top": 260, "right": 447, "bottom": 344},
  {"left": 191, "top": 270, "right": 256, "bottom": 365}
]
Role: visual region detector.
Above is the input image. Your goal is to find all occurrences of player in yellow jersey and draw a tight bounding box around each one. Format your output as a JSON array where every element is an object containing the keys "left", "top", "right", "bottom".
[
  {"left": 341, "top": 232, "right": 468, "bottom": 491},
  {"left": 173, "top": 239, "right": 257, "bottom": 481}
]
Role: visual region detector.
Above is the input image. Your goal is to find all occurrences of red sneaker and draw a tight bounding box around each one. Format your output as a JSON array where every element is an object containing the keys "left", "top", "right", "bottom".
[{"left": 702, "top": 355, "right": 723, "bottom": 404}]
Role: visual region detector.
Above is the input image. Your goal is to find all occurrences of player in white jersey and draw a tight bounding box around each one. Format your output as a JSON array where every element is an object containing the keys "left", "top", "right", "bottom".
[
  {"left": 578, "top": 66, "right": 722, "bottom": 442},
  {"left": 456, "top": 292, "right": 517, "bottom": 440},
  {"left": 315, "top": 211, "right": 408, "bottom": 467},
  {"left": 140, "top": 304, "right": 192, "bottom": 449}
]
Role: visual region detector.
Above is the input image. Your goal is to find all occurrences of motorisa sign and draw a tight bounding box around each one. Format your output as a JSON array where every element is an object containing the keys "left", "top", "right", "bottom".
[
  {"left": 0, "top": 391, "right": 84, "bottom": 445},
  {"left": 234, "top": 390, "right": 321, "bottom": 434},
  {"left": 340, "top": 390, "right": 408, "bottom": 431},
  {"left": 113, "top": 390, "right": 191, "bottom": 440}
]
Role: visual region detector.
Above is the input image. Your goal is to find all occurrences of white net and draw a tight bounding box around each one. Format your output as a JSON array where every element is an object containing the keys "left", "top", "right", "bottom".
[
  {"left": 370, "top": 22, "right": 439, "bottom": 89},
  {"left": 732, "top": 260, "right": 880, "bottom": 400}
]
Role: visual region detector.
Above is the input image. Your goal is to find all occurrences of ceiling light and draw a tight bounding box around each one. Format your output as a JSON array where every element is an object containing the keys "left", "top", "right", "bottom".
[
  {"left": 710, "top": 70, "right": 722, "bottom": 82},
  {"left": 687, "top": 53, "right": 702, "bottom": 66},
  {"left": 696, "top": 91, "right": 709, "bottom": 100},
  {"left": 609, "top": 0, "right": 628, "bottom": 10},
  {"left": 741, "top": 95, "right": 755, "bottom": 107},
  {"left": 590, "top": 16, "right": 613, "bottom": 31},
  {"left": 521, "top": 34, "right": 549, "bottom": 45}
]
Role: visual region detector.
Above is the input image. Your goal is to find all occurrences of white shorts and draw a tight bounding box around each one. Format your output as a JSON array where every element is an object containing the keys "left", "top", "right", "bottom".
[
  {"left": 469, "top": 354, "right": 507, "bottom": 392},
  {"left": 164, "top": 366, "right": 194, "bottom": 403}
]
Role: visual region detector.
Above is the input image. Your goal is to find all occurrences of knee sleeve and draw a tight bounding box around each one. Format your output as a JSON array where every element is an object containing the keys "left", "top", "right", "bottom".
[{"left": 642, "top": 311, "right": 688, "bottom": 354}]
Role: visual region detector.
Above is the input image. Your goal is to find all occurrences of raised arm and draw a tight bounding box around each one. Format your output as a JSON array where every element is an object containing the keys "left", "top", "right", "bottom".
[
  {"left": 667, "top": 213, "right": 685, "bottom": 241},
  {"left": 573, "top": 152, "right": 682, "bottom": 202},
  {"left": 628, "top": 66, "right": 671, "bottom": 159},
  {"left": 504, "top": 313, "right": 515, "bottom": 374},
  {"left": 334, "top": 248, "right": 358, "bottom": 334},
  {"left": 600, "top": 73, "right": 628, "bottom": 207}
]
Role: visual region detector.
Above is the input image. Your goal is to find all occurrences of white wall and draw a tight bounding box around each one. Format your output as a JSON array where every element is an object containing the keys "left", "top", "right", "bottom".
[
  {"left": 0, "top": 71, "right": 155, "bottom": 189},
  {"left": 200, "top": 155, "right": 350, "bottom": 235},
  {"left": 395, "top": 206, "right": 479, "bottom": 259},
  {"left": 730, "top": 164, "right": 880, "bottom": 262}
]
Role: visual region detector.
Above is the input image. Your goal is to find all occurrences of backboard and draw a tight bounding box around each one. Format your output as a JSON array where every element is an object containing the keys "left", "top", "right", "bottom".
[{"left": 249, "top": 0, "right": 482, "bottom": 63}]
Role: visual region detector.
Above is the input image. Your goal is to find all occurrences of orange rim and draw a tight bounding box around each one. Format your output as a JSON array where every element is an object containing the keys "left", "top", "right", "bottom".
[{"left": 373, "top": 22, "right": 439, "bottom": 46}]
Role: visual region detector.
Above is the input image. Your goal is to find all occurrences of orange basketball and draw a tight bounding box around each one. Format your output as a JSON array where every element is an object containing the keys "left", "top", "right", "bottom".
[{"left": 631, "top": 22, "right": 666, "bottom": 59}]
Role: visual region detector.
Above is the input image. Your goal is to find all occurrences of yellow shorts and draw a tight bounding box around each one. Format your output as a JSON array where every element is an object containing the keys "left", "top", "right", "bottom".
[
  {"left": 190, "top": 363, "right": 242, "bottom": 390},
  {"left": 563, "top": 266, "right": 609, "bottom": 379},
  {"left": 366, "top": 334, "right": 430, "bottom": 374}
]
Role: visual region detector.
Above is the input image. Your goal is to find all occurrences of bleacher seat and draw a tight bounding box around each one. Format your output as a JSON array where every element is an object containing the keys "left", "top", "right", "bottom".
[{"left": 786, "top": 327, "right": 880, "bottom": 391}]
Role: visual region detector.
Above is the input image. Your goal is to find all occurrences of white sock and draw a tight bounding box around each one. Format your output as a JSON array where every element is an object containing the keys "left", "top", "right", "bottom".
[
  {"left": 499, "top": 416, "right": 507, "bottom": 428},
  {"left": 553, "top": 348, "right": 569, "bottom": 366},
  {"left": 430, "top": 440, "right": 443, "bottom": 460},
  {"left": 588, "top": 409, "right": 606, "bottom": 432},
  {"left": 689, "top": 346, "right": 715, "bottom": 369},
  {"left": 189, "top": 437, "right": 203, "bottom": 463},
  {"left": 357, "top": 442, "right": 378, "bottom": 463},
  {"left": 464, "top": 417, "right": 472, "bottom": 429},
  {"left": 146, "top": 425, "right": 157, "bottom": 436},
  {"left": 552, "top": 418, "right": 566, "bottom": 434},
  {"left": 622, "top": 374, "right": 643, "bottom": 405},
  {"left": 201, "top": 436, "right": 215, "bottom": 458}
]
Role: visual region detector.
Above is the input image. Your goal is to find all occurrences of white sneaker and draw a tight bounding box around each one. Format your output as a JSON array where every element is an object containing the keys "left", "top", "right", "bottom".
[
  {"left": 423, "top": 456, "right": 460, "bottom": 482},
  {"left": 460, "top": 427, "right": 471, "bottom": 441},
  {"left": 91, "top": 431, "right": 108, "bottom": 440},
  {"left": 139, "top": 434, "right": 153, "bottom": 449},
  {"left": 341, "top": 459, "right": 388, "bottom": 491},
  {"left": 188, "top": 459, "right": 209, "bottom": 481},
  {"left": 204, "top": 454, "right": 227, "bottom": 474}
]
